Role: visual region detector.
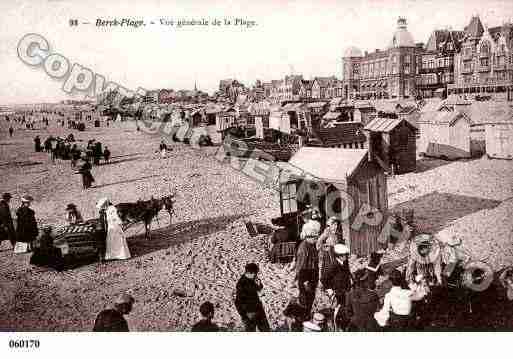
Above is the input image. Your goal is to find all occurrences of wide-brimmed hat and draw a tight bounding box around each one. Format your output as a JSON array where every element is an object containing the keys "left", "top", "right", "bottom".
[
  {"left": 410, "top": 234, "right": 441, "bottom": 264},
  {"left": 2, "top": 193, "right": 12, "bottom": 200},
  {"left": 312, "top": 312, "right": 326, "bottom": 325},
  {"left": 96, "top": 197, "right": 110, "bottom": 210},
  {"left": 334, "top": 244, "right": 350, "bottom": 255},
  {"left": 65, "top": 203, "right": 76, "bottom": 211},
  {"left": 437, "top": 231, "right": 462, "bottom": 247},
  {"left": 462, "top": 261, "right": 494, "bottom": 292},
  {"left": 21, "top": 195, "right": 34, "bottom": 202},
  {"left": 327, "top": 216, "right": 339, "bottom": 225},
  {"left": 303, "top": 321, "right": 321, "bottom": 332},
  {"left": 114, "top": 293, "right": 135, "bottom": 305}
]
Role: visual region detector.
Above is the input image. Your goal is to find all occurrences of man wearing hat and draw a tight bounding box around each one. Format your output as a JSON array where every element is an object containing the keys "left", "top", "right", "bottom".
[
  {"left": 295, "top": 225, "right": 320, "bottom": 316},
  {"left": 78, "top": 157, "right": 94, "bottom": 189},
  {"left": 15, "top": 195, "right": 38, "bottom": 253},
  {"left": 93, "top": 293, "right": 135, "bottom": 332},
  {"left": 321, "top": 244, "right": 352, "bottom": 329},
  {"left": 0, "top": 193, "right": 16, "bottom": 248}
]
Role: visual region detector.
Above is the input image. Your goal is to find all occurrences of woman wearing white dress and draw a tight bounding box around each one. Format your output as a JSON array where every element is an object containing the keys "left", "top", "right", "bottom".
[{"left": 97, "top": 198, "right": 131, "bottom": 261}]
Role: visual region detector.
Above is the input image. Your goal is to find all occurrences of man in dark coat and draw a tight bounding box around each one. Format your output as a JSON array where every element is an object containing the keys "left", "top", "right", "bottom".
[
  {"left": 93, "top": 293, "right": 134, "bottom": 332},
  {"left": 322, "top": 244, "right": 351, "bottom": 305},
  {"left": 103, "top": 146, "right": 111, "bottom": 163},
  {"left": 93, "top": 142, "right": 102, "bottom": 165},
  {"left": 78, "top": 158, "right": 94, "bottom": 189},
  {"left": 0, "top": 193, "right": 16, "bottom": 248},
  {"left": 234, "top": 262, "right": 270, "bottom": 332},
  {"left": 34, "top": 136, "right": 41, "bottom": 152},
  {"left": 44, "top": 137, "right": 52, "bottom": 152},
  {"left": 295, "top": 232, "right": 319, "bottom": 316},
  {"left": 191, "top": 301, "right": 219, "bottom": 332},
  {"left": 322, "top": 244, "right": 352, "bottom": 329},
  {"left": 345, "top": 269, "right": 380, "bottom": 331},
  {"left": 15, "top": 195, "right": 38, "bottom": 251},
  {"left": 9, "top": 126, "right": 14, "bottom": 137}
]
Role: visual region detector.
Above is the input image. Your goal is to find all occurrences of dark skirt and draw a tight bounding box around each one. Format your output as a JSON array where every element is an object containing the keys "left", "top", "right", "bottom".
[
  {"left": 388, "top": 312, "right": 413, "bottom": 331},
  {"left": 319, "top": 248, "right": 336, "bottom": 279}
]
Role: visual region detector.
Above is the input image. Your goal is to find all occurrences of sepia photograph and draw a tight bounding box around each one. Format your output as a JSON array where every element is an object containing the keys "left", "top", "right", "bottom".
[{"left": 1, "top": 0, "right": 513, "bottom": 356}]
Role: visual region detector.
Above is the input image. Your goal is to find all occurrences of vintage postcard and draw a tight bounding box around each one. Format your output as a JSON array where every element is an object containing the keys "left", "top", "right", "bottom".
[{"left": 1, "top": 0, "right": 513, "bottom": 356}]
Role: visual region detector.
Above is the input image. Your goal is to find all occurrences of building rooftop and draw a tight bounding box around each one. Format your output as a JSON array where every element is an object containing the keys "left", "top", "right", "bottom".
[
  {"left": 288, "top": 147, "right": 369, "bottom": 184},
  {"left": 344, "top": 46, "right": 363, "bottom": 58},
  {"left": 389, "top": 17, "right": 416, "bottom": 48}
]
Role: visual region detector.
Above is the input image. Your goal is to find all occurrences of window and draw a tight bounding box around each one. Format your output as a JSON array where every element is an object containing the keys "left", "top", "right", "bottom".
[
  {"left": 358, "top": 180, "right": 369, "bottom": 205},
  {"left": 480, "top": 41, "right": 490, "bottom": 55},
  {"left": 281, "top": 182, "right": 298, "bottom": 214},
  {"left": 480, "top": 58, "right": 489, "bottom": 66},
  {"left": 405, "top": 55, "right": 410, "bottom": 63}
]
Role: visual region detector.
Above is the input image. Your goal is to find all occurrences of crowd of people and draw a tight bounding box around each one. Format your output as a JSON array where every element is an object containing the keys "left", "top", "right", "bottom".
[
  {"left": 33, "top": 134, "right": 112, "bottom": 190},
  {"left": 0, "top": 192, "right": 132, "bottom": 264}
]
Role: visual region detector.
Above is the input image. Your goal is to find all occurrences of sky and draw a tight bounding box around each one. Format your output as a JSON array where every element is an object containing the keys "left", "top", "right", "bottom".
[{"left": 1, "top": 0, "right": 513, "bottom": 104}]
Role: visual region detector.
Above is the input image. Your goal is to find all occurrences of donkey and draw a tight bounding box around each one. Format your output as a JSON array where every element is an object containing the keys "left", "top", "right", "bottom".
[{"left": 116, "top": 194, "right": 175, "bottom": 240}]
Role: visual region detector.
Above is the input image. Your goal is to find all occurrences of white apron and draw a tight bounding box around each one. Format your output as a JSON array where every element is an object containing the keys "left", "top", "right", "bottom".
[{"left": 104, "top": 205, "right": 131, "bottom": 260}]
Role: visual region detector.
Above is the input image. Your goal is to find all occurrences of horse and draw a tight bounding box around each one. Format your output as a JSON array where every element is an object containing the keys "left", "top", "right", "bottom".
[{"left": 115, "top": 194, "right": 175, "bottom": 240}]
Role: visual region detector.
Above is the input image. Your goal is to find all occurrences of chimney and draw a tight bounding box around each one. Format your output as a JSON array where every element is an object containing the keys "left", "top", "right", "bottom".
[
  {"left": 397, "top": 17, "right": 407, "bottom": 29},
  {"left": 364, "top": 51, "right": 369, "bottom": 56}
]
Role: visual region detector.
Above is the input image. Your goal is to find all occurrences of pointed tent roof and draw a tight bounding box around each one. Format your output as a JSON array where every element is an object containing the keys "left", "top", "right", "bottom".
[{"left": 464, "top": 16, "right": 484, "bottom": 38}]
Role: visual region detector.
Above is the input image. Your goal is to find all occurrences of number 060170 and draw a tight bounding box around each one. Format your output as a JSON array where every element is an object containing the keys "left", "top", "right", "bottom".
[{"left": 9, "top": 339, "right": 40, "bottom": 349}]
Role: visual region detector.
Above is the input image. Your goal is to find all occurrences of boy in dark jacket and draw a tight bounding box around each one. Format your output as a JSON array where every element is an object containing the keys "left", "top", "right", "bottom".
[{"left": 234, "top": 263, "right": 270, "bottom": 332}]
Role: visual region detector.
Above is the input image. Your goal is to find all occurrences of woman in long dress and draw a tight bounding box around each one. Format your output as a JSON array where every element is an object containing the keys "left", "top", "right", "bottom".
[
  {"left": 104, "top": 203, "right": 131, "bottom": 261},
  {"left": 317, "top": 216, "right": 343, "bottom": 280}
]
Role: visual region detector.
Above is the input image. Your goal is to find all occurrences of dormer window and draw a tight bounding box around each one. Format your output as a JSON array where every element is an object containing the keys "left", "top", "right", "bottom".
[{"left": 480, "top": 41, "right": 490, "bottom": 55}]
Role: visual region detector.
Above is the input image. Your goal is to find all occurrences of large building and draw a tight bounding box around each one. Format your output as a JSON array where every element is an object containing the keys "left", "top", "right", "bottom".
[
  {"left": 448, "top": 16, "right": 513, "bottom": 101},
  {"left": 417, "top": 29, "right": 465, "bottom": 99},
  {"left": 342, "top": 17, "right": 423, "bottom": 100}
]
